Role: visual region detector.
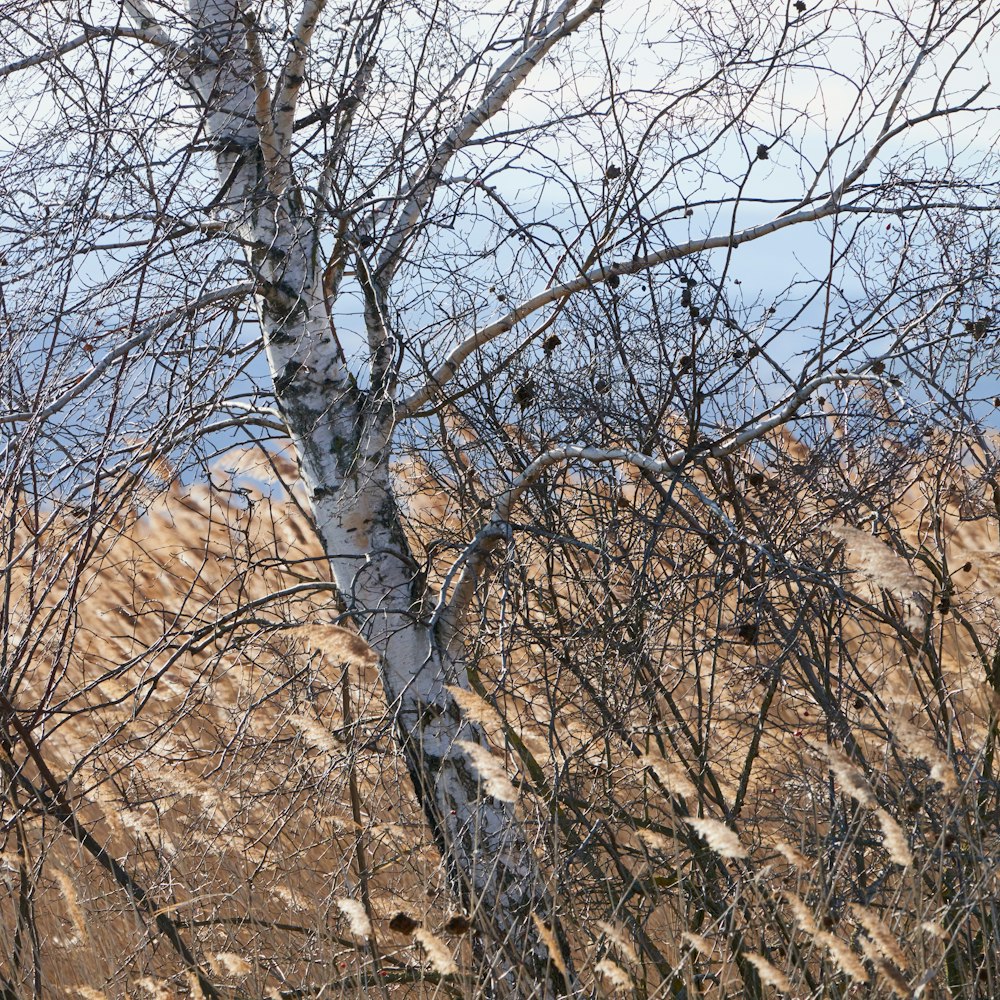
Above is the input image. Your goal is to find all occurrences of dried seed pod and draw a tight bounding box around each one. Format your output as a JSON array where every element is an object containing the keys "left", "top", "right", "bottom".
[{"left": 389, "top": 912, "right": 420, "bottom": 936}]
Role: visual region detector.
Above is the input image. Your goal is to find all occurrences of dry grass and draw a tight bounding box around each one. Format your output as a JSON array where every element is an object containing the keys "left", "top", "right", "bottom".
[
  {"left": 4, "top": 440, "right": 1000, "bottom": 998},
  {"left": 0, "top": 451, "right": 453, "bottom": 997}
]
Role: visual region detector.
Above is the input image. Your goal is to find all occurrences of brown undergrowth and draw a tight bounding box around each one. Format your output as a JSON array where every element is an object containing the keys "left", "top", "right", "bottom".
[
  {"left": 4, "top": 436, "right": 1000, "bottom": 998},
  {"left": 1, "top": 452, "right": 457, "bottom": 999}
]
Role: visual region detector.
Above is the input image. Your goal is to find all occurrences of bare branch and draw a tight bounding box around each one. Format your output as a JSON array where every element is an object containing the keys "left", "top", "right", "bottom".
[
  {"left": 0, "top": 22, "right": 198, "bottom": 78},
  {"left": 398, "top": 199, "right": 843, "bottom": 418},
  {"left": 374, "top": 0, "right": 606, "bottom": 282},
  {"left": 435, "top": 359, "right": 906, "bottom": 640},
  {"left": 1, "top": 283, "right": 254, "bottom": 427},
  {"left": 272, "top": 0, "right": 330, "bottom": 165}
]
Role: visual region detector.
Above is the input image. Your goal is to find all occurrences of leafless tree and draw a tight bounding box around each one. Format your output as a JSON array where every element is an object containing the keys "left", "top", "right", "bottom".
[{"left": 1, "top": 0, "right": 999, "bottom": 997}]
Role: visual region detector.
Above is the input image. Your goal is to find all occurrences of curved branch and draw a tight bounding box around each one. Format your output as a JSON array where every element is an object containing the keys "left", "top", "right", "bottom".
[
  {"left": 1, "top": 21, "right": 198, "bottom": 79},
  {"left": 397, "top": 64, "right": 989, "bottom": 421},
  {"left": 1, "top": 283, "right": 254, "bottom": 427},
  {"left": 434, "top": 366, "right": 891, "bottom": 643},
  {"left": 397, "top": 199, "right": 843, "bottom": 419}
]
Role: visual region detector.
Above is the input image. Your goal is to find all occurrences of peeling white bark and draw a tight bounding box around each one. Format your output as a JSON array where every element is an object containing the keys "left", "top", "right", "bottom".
[
  {"left": 179, "top": 3, "right": 573, "bottom": 995},
  {"left": 284, "top": 396, "right": 570, "bottom": 996}
]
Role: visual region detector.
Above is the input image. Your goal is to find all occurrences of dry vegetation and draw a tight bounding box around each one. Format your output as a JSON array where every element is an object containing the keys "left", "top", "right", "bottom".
[
  {"left": 3, "top": 0, "right": 998, "bottom": 996},
  {"left": 4, "top": 426, "right": 1000, "bottom": 1000}
]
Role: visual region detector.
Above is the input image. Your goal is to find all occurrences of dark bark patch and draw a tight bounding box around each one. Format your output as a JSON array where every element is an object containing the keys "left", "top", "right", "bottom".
[{"left": 274, "top": 359, "right": 305, "bottom": 394}]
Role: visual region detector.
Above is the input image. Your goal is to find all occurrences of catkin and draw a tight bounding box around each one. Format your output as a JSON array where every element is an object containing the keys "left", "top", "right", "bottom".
[{"left": 684, "top": 817, "right": 747, "bottom": 859}]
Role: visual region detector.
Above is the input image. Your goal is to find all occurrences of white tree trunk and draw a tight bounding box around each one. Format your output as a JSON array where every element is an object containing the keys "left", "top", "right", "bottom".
[{"left": 184, "top": 2, "right": 570, "bottom": 994}]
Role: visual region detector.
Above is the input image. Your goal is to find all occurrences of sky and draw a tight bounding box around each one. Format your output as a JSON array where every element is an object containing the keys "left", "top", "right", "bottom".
[{"left": 2, "top": 0, "right": 999, "bottom": 497}]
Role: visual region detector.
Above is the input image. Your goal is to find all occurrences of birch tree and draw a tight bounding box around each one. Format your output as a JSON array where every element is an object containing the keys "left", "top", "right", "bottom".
[{"left": 1, "top": 0, "right": 999, "bottom": 997}]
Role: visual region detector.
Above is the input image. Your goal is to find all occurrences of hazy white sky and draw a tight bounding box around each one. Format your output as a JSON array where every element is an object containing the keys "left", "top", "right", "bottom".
[{"left": 3, "top": 0, "right": 997, "bottom": 419}]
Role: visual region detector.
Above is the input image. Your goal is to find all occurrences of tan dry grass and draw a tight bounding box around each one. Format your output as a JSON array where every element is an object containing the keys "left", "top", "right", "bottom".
[
  {"left": 0, "top": 463, "right": 441, "bottom": 997},
  {"left": 6, "top": 440, "right": 1000, "bottom": 996}
]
